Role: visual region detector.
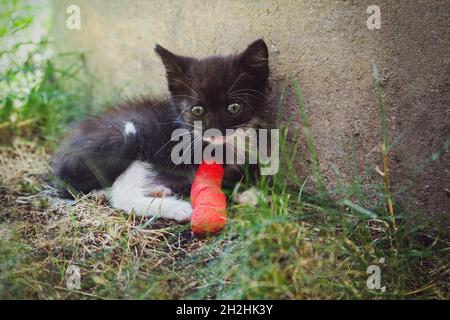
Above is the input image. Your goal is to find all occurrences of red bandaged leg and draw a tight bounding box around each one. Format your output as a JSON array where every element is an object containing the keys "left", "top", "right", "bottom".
[{"left": 190, "top": 162, "right": 227, "bottom": 237}]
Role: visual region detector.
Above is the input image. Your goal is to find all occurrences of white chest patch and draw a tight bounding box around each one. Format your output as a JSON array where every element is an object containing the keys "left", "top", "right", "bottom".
[{"left": 124, "top": 121, "right": 137, "bottom": 135}]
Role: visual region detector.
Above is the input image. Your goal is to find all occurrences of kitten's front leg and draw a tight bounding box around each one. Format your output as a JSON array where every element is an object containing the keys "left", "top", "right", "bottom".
[
  {"left": 108, "top": 161, "right": 192, "bottom": 222},
  {"left": 111, "top": 193, "right": 193, "bottom": 222}
]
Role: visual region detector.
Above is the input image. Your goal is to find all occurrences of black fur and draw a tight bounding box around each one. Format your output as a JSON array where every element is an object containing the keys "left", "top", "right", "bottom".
[{"left": 51, "top": 39, "right": 269, "bottom": 197}]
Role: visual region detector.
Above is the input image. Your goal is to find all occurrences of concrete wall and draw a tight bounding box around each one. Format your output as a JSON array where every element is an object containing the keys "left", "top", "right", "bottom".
[{"left": 52, "top": 0, "right": 449, "bottom": 223}]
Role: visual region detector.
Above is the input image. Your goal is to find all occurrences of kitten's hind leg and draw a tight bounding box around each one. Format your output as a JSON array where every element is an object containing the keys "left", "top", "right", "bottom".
[{"left": 109, "top": 161, "right": 192, "bottom": 222}]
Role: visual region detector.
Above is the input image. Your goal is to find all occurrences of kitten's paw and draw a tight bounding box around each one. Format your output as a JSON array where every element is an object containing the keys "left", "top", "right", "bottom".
[
  {"left": 165, "top": 200, "right": 193, "bottom": 223},
  {"left": 234, "top": 187, "right": 261, "bottom": 206},
  {"left": 147, "top": 186, "right": 172, "bottom": 197}
]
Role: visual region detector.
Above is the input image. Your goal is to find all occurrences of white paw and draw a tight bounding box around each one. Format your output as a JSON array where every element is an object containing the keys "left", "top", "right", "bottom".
[
  {"left": 165, "top": 200, "right": 193, "bottom": 223},
  {"left": 146, "top": 185, "right": 172, "bottom": 197},
  {"left": 234, "top": 187, "right": 260, "bottom": 206}
]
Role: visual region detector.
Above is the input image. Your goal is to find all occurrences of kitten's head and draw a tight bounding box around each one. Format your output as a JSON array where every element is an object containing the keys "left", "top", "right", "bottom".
[{"left": 155, "top": 39, "right": 269, "bottom": 134}]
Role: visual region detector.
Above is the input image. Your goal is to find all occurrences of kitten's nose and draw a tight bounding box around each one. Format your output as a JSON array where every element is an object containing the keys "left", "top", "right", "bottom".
[{"left": 207, "top": 114, "right": 226, "bottom": 133}]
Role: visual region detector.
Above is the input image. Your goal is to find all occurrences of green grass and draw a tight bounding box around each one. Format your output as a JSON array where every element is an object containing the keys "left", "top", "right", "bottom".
[
  {"left": 0, "top": 0, "right": 93, "bottom": 147},
  {"left": 0, "top": 0, "right": 448, "bottom": 300}
]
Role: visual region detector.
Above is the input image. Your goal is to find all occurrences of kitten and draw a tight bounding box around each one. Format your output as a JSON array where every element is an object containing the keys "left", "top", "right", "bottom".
[{"left": 51, "top": 39, "right": 269, "bottom": 222}]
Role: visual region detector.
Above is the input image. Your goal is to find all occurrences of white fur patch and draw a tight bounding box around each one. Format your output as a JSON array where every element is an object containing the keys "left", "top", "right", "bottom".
[
  {"left": 234, "top": 187, "right": 260, "bottom": 206},
  {"left": 124, "top": 121, "right": 137, "bottom": 135},
  {"left": 108, "top": 161, "right": 192, "bottom": 222}
]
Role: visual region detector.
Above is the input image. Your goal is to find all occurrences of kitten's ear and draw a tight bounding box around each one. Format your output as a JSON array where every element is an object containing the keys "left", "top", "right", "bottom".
[
  {"left": 155, "top": 44, "right": 192, "bottom": 92},
  {"left": 239, "top": 39, "right": 269, "bottom": 79}
]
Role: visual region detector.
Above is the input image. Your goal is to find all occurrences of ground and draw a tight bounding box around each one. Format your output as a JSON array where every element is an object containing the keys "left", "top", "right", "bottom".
[{"left": 0, "top": 140, "right": 448, "bottom": 299}]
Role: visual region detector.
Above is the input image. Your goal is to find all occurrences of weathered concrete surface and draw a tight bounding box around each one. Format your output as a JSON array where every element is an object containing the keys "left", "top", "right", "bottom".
[
  {"left": 378, "top": 2, "right": 449, "bottom": 224},
  {"left": 52, "top": 0, "right": 449, "bottom": 224}
]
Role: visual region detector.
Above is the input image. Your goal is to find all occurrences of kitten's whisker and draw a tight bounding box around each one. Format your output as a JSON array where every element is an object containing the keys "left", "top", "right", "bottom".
[
  {"left": 170, "top": 79, "right": 199, "bottom": 98},
  {"left": 168, "top": 134, "right": 202, "bottom": 173},
  {"left": 170, "top": 94, "right": 199, "bottom": 101},
  {"left": 190, "top": 135, "right": 203, "bottom": 152},
  {"left": 154, "top": 131, "right": 193, "bottom": 157},
  {"left": 229, "top": 93, "right": 266, "bottom": 102},
  {"left": 168, "top": 122, "right": 200, "bottom": 129},
  {"left": 229, "top": 119, "right": 255, "bottom": 129},
  {"left": 168, "top": 136, "right": 195, "bottom": 172},
  {"left": 157, "top": 120, "right": 199, "bottom": 130},
  {"left": 156, "top": 104, "right": 192, "bottom": 127},
  {"left": 228, "top": 117, "right": 267, "bottom": 130},
  {"left": 229, "top": 88, "right": 268, "bottom": 98},
  {"left": 226, "top": 72, "right": 247, "bottom": 95}
]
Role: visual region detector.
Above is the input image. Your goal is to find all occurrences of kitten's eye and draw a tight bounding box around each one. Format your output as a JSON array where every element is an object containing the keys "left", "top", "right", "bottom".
[
  {"left": 227, "top": 102, "right": 241, "bottom": 115},
  {"left": 190, "top": 105, "right": 205, "bottom": 117}
]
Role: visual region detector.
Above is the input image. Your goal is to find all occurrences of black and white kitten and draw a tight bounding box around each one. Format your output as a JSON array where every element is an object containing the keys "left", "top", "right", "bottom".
[{"left": 51, "top": 39, "right": 269, "bottom": 222}]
